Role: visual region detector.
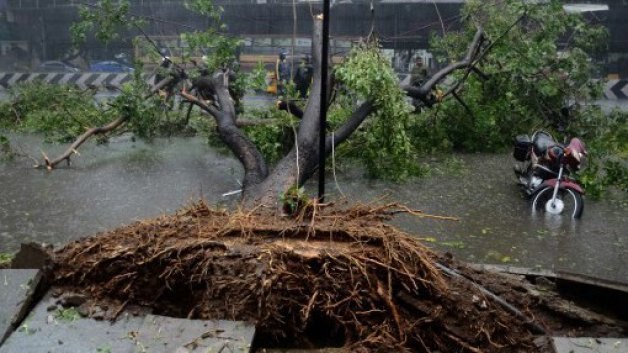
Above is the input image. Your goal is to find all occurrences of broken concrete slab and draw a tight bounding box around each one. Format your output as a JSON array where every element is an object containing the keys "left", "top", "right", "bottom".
[
  {"left": 1, "top": 290, "right": 256, "bottom": 353},
  {"left": 133, "top": 314, "right": 255, "bottom": 353},
  {"left": 552, "top": 337, "right": 627, "bottom": 353},
  {"left": 0, "top": 293, "right": 144, "bottom": 353},
  {"left": 0, "top": 269, "right": 42, "bottom": 345}
]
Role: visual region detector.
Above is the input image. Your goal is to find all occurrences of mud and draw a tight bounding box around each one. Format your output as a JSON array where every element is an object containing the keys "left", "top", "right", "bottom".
[{"left": 51, "top": 202, "right": 626, "bottom": 352}]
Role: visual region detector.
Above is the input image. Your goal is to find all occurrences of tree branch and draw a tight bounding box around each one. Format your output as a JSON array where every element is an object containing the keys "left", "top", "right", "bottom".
[
  {"left": 181, "top": 83, "right": 269, "bottom": 188},
  {"left": 39, "top": 77, "right": 176, "bottom": 170},
  {"left": 404, "top": 27, "right": 485, "bottom": 105},
  {"left": 325, "top": 101, "right": 375, "bottom": 153},
  {"left": 41, "top": 116, "right": 128, "bottom": 170},
  {"left": 277, "top": 100, "right": 304, "bottom": 119},
  {"left": 235, "top": 118, "right": 283, "bottom": 127}
]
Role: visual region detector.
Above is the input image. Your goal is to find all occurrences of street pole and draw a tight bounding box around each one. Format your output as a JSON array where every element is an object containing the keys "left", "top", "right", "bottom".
[{"left": 318, "top": 0, "right": 330, "bottom": 202}]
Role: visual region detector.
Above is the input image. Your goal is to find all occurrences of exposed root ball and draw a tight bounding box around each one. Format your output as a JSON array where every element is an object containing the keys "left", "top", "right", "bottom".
[{"left": 53, "top": 202, "right": 541, "bottom": 352}]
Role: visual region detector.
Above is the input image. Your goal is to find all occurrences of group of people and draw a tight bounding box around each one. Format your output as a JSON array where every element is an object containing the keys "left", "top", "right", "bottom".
[
  {"left": 153, "top": 49, "right": 314, "bottom": 100},
  {"left": 276, "top": 50, "right": 313, "bottom": 98}
]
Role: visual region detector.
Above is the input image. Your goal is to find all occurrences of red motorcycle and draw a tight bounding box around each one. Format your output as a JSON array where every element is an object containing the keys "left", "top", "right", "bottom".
[{"left": 513, "top": 131, "right": 587, "bottom": 218}]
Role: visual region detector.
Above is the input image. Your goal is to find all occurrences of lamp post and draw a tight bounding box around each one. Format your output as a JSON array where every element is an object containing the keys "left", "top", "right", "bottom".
[{"left": 318, "top": 0, "right": 330, "bottom": 202}]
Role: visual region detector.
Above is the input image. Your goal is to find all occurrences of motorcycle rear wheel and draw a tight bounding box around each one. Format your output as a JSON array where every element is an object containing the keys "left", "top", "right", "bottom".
[{"left": 531, "top": 186, "right": 584, "bottom": 219}]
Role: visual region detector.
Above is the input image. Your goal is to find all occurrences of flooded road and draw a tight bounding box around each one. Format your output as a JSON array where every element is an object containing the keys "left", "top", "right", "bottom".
[
  {"left": 0, "top": 135, "right": 626, "bottom": 283},
  {"left": 334, "top": 154, "right": 627, "bottom": 283},
  {"left": 0, "top": 135, "right": 243, "bottom": 250}
]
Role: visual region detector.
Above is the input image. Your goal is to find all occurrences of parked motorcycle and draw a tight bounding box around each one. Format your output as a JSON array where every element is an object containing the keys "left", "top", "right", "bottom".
[{"left": 513, "top": 130, "right": 587, "bottom": 218}]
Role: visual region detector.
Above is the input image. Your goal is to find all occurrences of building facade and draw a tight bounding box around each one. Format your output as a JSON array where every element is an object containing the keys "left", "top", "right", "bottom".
[{"left": 1, "top": 0, "right": 626, "bottom": 77}]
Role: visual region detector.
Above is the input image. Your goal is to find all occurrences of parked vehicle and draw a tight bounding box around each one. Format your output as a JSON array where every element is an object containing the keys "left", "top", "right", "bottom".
[
  {"left": 37, "top": 61, "right": 81, "bottom": 73},
  {"left": 89, "top": 61, "right": 134, "bottom": 73},
  {"left": 513, "top": 130, "right": 587, "bottom": 218}
]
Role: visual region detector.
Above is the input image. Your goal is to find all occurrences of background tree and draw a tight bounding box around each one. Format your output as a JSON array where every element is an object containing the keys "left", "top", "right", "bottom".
[
  {"left": 403, "top": 0, "right": 626, "bottom": 196},
  {"left": 412, "top": 0, "right": 609, "bottom": 152}
]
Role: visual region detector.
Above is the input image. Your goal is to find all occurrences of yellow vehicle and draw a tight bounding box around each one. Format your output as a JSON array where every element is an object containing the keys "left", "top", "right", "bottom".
[{"left": 266, "top": 71, "right": 278, "bottom": 95}]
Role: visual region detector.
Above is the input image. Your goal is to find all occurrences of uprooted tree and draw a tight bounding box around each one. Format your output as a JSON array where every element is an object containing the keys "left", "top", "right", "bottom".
[
  {"left": 185, "top": 20, "right": 489, "bottom": 208},
  {"left": 11, "top": 2, "right": 624, "bottom": 351},
  {"left": 37, "top": 0, "right": 491, "bottom": 210}
]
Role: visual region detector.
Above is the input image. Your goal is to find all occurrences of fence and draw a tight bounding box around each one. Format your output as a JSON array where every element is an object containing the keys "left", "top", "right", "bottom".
[
  {"left": 0, "top": 72, "right": 156, "bottom": 91},
  {"left": 0, "top": 72, "right": 626, "bottom": 100}
]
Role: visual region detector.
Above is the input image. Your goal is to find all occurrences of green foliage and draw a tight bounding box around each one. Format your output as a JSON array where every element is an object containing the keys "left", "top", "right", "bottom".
[
  {"left": 242, "top": 108, "right": 296, "bottom": 164},
  {"left": 0, "top": 81, "right": 113, "bottom": 143},
  {"left": 0, "top": 72, "right": 186, "bottom": 144},
  {"left": 70, "top": 0, "right": 141, "bottom": 47},
  {"left": 54, "top": 307, "right": 80, "bottom": 322},
  {"left": 0, "top": 252, "right": 13, "bottom": 267},
  {"left": 0, "top": 134, "right": 13, "bottom": 159},
  {"left": 417, "top": 0, "right": 608, "bottom": 152},
  {"left": 249, "top": 61, "right": 269, "bottom": 92},
  {"left": 184, "top": 0, "right": 224, "bottom": 21},
  {"left": 335, "top": 40, "right": 417, "bottom": 180},
  {"left": 180, "top": 0, "right": 239, "bottom": 74},
  {"left": 198, "top": 105, "right": 296, "bottom": 164},
  {"left": 68, "top": 0, "right": 241, "bottom": 139},
  {"left": 109, "top": 68, "right": 163, "bottom": 140},
  {"left": 95, "top": 346, "right": 112, "bottom": 353},
  {"left": 407, "top": 0, "right": 625, "bottom": 195},
  {"left": 279, "top": 185, "right": 307, "bottom": 216},
  {"left": 180, "top": 31, "right": 240, "bottom": 72},
  {"left": 573, "top": 109, "right": 628, "bottom": 198}
]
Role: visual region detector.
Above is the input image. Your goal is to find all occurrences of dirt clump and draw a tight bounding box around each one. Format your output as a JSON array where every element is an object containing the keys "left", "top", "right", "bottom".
[{"left": 51, "top": 202, "right": 626, "bottom": 352}]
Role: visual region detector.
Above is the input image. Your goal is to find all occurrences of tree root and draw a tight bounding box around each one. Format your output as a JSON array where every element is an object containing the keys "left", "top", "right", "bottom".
[{"left": 51, "top": 202, "right": 607, "bottom": 352}]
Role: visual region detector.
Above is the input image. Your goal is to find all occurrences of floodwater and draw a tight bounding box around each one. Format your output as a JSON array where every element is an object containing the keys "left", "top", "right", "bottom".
[{"left": 0, "top": 134, "right": 626, "bottom": 283}]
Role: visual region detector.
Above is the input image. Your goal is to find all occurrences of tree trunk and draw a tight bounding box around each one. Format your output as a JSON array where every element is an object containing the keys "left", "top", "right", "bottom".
[
  {"left": 239, "top": 17, "right": 326, "bottom": 209},
  {"left": 187, "top": 20, "right": 487, "bottom": 212}
]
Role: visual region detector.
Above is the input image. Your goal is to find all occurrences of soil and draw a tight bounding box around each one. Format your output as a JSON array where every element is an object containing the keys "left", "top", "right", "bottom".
[{"left": 51, "top": 201, "right": 627, "bottom": 353}]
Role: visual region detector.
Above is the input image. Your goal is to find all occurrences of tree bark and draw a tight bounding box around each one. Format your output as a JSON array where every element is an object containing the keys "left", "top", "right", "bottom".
[
  {"left": 240, "top": 17, "right": 326, "bottom": 209},
  {"left": 180, "top": 77, "right": 268, "bottom": 190}
]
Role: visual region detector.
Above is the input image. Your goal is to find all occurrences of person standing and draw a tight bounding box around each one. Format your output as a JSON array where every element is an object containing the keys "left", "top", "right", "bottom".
[
  {"left": 294, "top": 56, "right": 313, "bottom": 98},
  {"left": 276, "top": 50, "right": 290, "bottom": 96}
]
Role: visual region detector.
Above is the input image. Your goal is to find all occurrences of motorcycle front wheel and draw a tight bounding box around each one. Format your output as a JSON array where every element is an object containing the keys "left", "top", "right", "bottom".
[{"left": 531, "top": 186, "right": 584, "bottom": 219}]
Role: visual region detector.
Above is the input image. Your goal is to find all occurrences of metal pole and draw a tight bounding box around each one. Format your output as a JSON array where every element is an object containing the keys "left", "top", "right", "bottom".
[{"left": 318, "top": 0, "right": 330, "bottom": 202}]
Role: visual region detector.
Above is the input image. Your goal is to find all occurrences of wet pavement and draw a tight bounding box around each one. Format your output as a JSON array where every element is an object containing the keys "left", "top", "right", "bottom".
[
  {"left": 0, "top": 134, "right": 626, "bottom": 284},
  {"left": 0, "top": 286, "right": 256, "bottom": 353},
  {"left": 552, "top": 337, "right": 627, "bottom": 353}
]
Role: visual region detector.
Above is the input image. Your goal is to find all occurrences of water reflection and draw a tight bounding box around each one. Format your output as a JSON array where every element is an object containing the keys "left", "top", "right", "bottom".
[{"left": 0, "top": 136, "right": 626, "bottom": 283}]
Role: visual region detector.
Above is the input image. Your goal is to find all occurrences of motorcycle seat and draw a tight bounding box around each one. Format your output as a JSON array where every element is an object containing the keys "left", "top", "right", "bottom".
[{"left": 532, "top": 131, "right": 555, "bottom": 157}]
